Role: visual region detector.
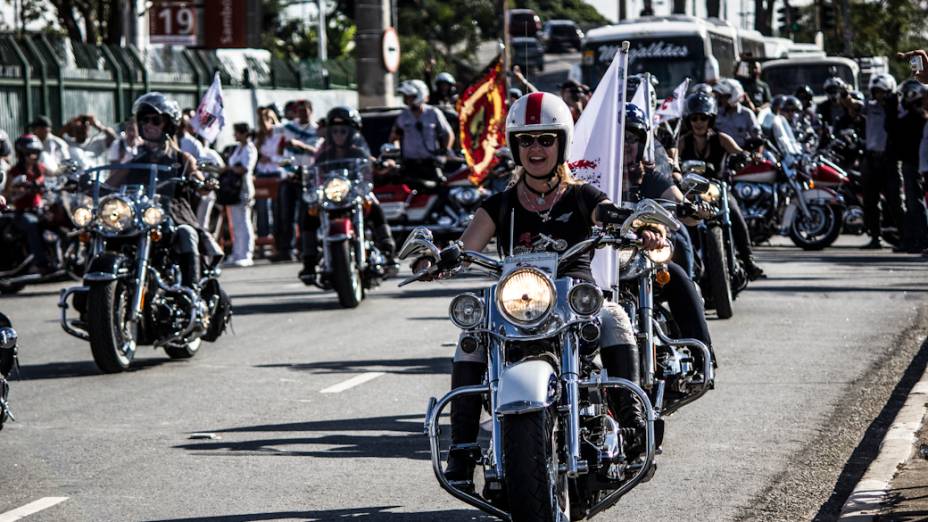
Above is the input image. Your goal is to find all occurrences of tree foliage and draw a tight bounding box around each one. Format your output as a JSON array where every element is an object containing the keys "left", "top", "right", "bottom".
[
  {"left": 512, "top": 0, "right": 608, "bottom": 29},
  {"left": 262, "top": 0, "right": 357, "bottom": 61},
  {"left": 8, "top": 0, "right": 122, "bottom": 43}
]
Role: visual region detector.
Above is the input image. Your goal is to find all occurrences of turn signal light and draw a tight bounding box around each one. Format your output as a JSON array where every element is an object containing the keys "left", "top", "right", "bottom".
[
  {"left": 150, "top": 229, "right": 163, "bottom": 242},
  {"left": 307, "top": 207, "right": 319, "bottom": 217},
  {"left": 79, "top": 231, "right": 90, "bottom": 243},
  {"left": 655, "top": 268, "right": 671, "bottom": 286}
]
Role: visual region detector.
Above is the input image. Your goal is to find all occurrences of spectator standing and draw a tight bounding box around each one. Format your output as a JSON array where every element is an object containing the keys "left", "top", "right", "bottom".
[
  {"left": 29, "top": 116, "right": 68, "bottom": 174},
  {"left": 741, "top": 61, "right": 772, "bottom": 109},
  {"left": 108, "top": 117, "right": 143, "bottom": 164},
  {"left": 276, "top": 99, "right": 321, "bottom": 261},
  {"left": 224, "top": 123, "right": 257, "bottom": 267},
  {"left": 61, "top": 114, "right": 116, "bottom": 169},
  {"left": 255, "top": 107, "right": 285, "bottom": 239},
  {"left": 887, "top": 79, "right": 928, "bottom": 252}
]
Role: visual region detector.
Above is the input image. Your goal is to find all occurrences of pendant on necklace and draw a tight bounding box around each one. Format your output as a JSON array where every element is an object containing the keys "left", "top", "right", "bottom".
[{"left": 536, "top": 195, "right": 546, "bottom": 205}]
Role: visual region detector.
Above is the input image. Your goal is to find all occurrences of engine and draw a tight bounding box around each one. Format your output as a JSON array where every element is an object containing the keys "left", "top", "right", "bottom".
[{"left": 733, "top": 182, "right": 777, "bottom": 244}]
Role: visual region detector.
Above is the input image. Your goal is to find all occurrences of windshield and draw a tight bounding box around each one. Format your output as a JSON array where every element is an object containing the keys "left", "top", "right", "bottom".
[
  {"left": 762, "top": 64, "right": 856, "bottom": 96},
  {"left": 82, "top": 163, "right": 177, "bottom": 203},
  {"left": 583, "top": 36, "right": 706, "bottom": 96}
]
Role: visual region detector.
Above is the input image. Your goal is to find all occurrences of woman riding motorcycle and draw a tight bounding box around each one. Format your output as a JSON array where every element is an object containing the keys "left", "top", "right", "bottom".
[
  {"left": 298, "top": 106, "right": 397, "bottom": 280},
  {"left": 675, "top": 92, "right": 765, "bottom": 280},
  {"left": 414, "top": 92, "right": 671, "bottom": 483},
  {"left": 3, "top": 134, "right": 51, "bottom": 274},
  {"left": 104, "top": 92, "right": 218, "bottom": 288}
]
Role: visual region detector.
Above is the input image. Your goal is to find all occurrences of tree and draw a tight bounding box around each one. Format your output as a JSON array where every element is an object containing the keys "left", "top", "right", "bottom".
[
  {"left": 262, "top": 0, "right": 357, "bottom": 61},
  {"left": 512, "top": 0, "right": 608, "bottom": 29},
  {"left": 10, "top": 0, "right": 123, "bottom": 43}
]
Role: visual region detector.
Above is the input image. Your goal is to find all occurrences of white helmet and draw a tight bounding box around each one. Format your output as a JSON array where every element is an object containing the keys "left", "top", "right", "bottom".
[
  {"left": 397, "top": 79, "right": 429, "bottom": 105},
  {"left": 712, "top": 78, "right": 745, "bottom": 108},
  {"left": 506, "top": 92, "right": 574, "bottom": 166},
  {"left": 868, "top": 73, "right": 897, "bottom": 94}
]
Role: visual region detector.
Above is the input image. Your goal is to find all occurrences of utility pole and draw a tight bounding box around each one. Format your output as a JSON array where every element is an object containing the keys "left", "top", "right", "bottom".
[
  {"left": 355, "top": 0, "right": 394, "bottom": 108},
  {"left": 317, "top": 0, "right": 327, "bottom": 61}
]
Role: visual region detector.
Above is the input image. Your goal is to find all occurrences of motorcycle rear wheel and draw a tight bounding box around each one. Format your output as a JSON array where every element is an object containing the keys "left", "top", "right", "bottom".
[
  {"left": 789, "top": 204, "right": 841, "bottom": 251},
  {"left": 502, "top": 409, "right": 567, "bottom": 522},
  {"left": 329, "top": 241, "right": 363, "bottom": 308},
  {"left": 704, "top": 226, "right": 734, "bottom": 320},
  {"left": 87, "top": 281, "right": 135, "bottom": 373}
]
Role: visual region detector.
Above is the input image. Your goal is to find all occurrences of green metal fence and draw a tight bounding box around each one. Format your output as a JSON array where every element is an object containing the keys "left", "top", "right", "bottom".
[{"left": 0, "top": 32, "right": 357, "bottom": 135}]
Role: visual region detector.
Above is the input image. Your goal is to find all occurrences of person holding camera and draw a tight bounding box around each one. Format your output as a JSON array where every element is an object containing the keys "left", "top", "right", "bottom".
[
  {"left": 887, "top": 80, "right": 928, "bottom": 252},
  {"left": 559, "top": 79, "right": 585, "bottom": 122},
  {"left": 817, "top": 77, "right": 850, "bottom": 133},
  {"left": 61, "top": 113, "right": 116, "bottom": 169}
]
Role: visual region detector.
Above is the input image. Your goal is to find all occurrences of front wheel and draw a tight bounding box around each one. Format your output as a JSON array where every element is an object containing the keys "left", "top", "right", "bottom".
[
  {"left": 502, "top": 409, "right": 567, "bottom": 522},
  {"left": 87, "top": 281, "right": 135, "bottom": 373},
  {"left": 329, "top": 240, "right": 363, "bottom": 308},
  {"left": 704, "top": 226, "right": 733, "bottom": 320},
  {"left": 789, "top": 204, "right": 841, "bottom": 250}
]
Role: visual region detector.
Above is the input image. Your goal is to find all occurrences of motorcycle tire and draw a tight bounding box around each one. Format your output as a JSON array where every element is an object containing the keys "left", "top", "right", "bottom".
[
  {"left": 164, "top": 337, "right": 201, "bottom": 359},
  {"left": 502, "top": 409, "right": 567, "bottom": 522},
  {"left": 0, "top": 283, "right": 25, "bottom": 295},
  {"left": 704, "top": 226, "right": 734, "bottom": 320},
  {"left": 87, "top": 281, "right": 135, "bottom": 373},
  {"left": 329, "top": 241, "right": 363, "bottom": 308},
  {"left": 789, "top": 204, "right": 841, "bottom": 251}
]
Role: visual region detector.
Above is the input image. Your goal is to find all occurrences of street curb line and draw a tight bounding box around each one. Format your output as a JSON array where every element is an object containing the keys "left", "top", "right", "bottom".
[{"left": 838, "top": 365, "right": 928, "bottom": 520}]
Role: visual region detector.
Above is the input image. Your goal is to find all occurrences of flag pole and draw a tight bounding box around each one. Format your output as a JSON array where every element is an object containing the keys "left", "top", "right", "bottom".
[{"left": 611, "top": 40, "right": 630, "bottom": 295}]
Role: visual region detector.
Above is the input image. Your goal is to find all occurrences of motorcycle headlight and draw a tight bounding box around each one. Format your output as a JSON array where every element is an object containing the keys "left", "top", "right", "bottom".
[
  {"left": 644, "top": 243, "right": 674, "bottom": 264},
  {"left": 71, "top": 206, "right": 93, "bottom": 227},
  {"left": 323, "top": 177, "right": 351, "bottom": 202},
  {"left": 449, "top": 293, "right": 484, "bottom": 329},
  {"left": 303, "top": 187, "right": 320, "bottom": 205},
  {"left": 701, "top": 183, "right": 721, "bottom": 203},
  {"left": 496, "top": 268, "right": 555, "bottom": 325},
  {"left": 98, "top": 196, "right": 134, "bottom": 231},
  {"left": 568, "top": 283, "right": 603, "bottom": 316},
  {"left": 142, "top": 206, "right": 165, "bottom": 226}
]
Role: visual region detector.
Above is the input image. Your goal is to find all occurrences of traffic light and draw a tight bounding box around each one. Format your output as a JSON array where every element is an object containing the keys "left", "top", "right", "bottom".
[
  {"left": 777, "top": 4, "right": 793, "bottom": 34},
  {"left": 821, "top": 2, "right": 836, "bottom": 31},
  {"left": 789, "top": 6, "right": 802, "bottom": 32}
]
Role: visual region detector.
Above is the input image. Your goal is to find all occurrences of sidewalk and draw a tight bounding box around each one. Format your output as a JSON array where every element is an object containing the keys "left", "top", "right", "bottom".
[{"left": 877, "top": 419, "right": 928, "bottom": 520}]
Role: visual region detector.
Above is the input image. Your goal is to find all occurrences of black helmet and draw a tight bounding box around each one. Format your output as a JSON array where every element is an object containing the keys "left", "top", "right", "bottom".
[
  {"left": 794, "top": 85, "right": 814, "bottom": 102},
  {"left": 687, "top": 82, "right": 713, "bottom": 97},
  {"left": 132, "top": 92, "right": 181, "bottom": 138},
  {"left": 325, "top": 106, "right": 362, "bottom": 129},
  {"left": 15, "top": 134, "right": 42, "bottom": 155},
  {"left": 683, "top": 92, "right": 717, "bottom": 120},
  {"left": 781, "top": 96, "right": 803, "bottom": 112},
  {"left": 770, "top": 94, "right": 788, "bottom": 114}
]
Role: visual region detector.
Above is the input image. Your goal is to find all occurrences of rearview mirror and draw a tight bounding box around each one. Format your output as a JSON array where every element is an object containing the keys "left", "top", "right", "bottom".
[
  {"left": 397, "top": 227, "right": 440, "bottom": 261},
  {"left": 680, "top": 173, "right": 711, "bottom": 194},
  {"left": 621, "top": 199, "right": 682, "bottom": 235}
]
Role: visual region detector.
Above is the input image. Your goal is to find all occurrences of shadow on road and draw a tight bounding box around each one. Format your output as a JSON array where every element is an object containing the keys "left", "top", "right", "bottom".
[
  {"left": 231, "top": 299, "right": 342, "bottom": 316},
  {"left": 256, "top": 357, "right": 451, "bottom": 376},
  {"left": 747, "top": 284, "right": 928, "bottom": 294},
  {"left": 144, "top": 506, "right": 491, "bottom": 521},
  {"left": 174, "top": 414, "right": 442, "bottom": 461},
  {"left": 371, "top": 287, "right": 474, "bottom": 300},
  {"left": 15, "top": 357, "right": 171, "bottom": 380}
]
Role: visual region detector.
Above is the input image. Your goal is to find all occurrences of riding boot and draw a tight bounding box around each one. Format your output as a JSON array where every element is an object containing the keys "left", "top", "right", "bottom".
[
  {"left": 600, "top": 344, "right": 646, "bottom": 456},
  {"left": 374, "top": 224, "right": 396, "bottom": 257},
  {"left": 445, "top": 361, "right": 485, "bottom": 483},
  {"left": 741, "top": 255, "right": 766, "bottom": 280},
  {"left": 178, "top": 253, "right": 200, "bottom": 290},
  {"left": 299, "top": 255, "right": 317, "bottom": 284}
]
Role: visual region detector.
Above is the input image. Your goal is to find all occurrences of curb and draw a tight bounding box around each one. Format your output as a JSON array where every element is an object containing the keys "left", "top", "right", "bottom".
[{"left": 838, "top": 365, "right": 928, "bottom": 520}]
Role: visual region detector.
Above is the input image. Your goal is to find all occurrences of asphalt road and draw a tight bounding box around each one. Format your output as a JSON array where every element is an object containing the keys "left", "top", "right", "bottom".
[{"left": 1, "top": 235, "right": 927, "bottom": 521}]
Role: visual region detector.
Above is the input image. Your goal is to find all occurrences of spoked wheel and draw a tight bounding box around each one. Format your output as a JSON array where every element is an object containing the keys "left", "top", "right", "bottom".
[
  {"left": 502, "top": 409, "right": 568, "bottom": 522},
  {"left": 329, "top": 241, "right": 363, "bottom": 308},
  {"left": 789, "top": 204, "right": 841, "bottom": 250},
  {"left": 87, "top": 280, "right": 136, "bottom": 373},
  {"left": 703, "top": 226, "right": 733, "bottom": 320},
  {"left": 164, "top": 337, "right": 202, "bottom": 359}
]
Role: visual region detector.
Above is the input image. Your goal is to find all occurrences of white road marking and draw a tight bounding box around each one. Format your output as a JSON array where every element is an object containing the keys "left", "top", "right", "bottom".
[
  {"left": 0, "top": 497, "right": 69, "bottom": 521},
  {"left": 320, "top": 372, "right": 386, "bottom": 394}
]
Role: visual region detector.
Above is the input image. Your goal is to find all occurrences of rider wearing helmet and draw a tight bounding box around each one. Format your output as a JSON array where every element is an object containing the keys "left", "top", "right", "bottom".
[
  {"left": 676, "top": 92, "right": 765, "bottom": 280},
  {"left": 104, "top": 92, "right": 215, "bottom": 288},
  {"left": 817, "top": 77, "right": 849, "bottom": 131},
  {"left": 416, "top": 92, "right": 667, "bottom": 483},
  {"left": 431, "top": 72, "right": 458, "bottom": 107},
  {"left": 3, "top": 134, "right": 50, "bottom": 273},
  {"left": 888, "top": 79, "right": 928, "bottom": 251},
  {"left": 298, "top": 106, "right": 397, "bottom": 281},
  {"left": 713, "top": 79, "right": 761, "bottom": 148},
  {"left": 389, "top": 79, "right": 455, "bottom": 186},
  {"left": 848, "top": 73, "right": 904, "bottom": 249}
]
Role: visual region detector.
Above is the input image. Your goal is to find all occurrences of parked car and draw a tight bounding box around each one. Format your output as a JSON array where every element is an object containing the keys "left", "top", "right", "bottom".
[
  {"left": 541, "top": 20, "right": 583, "bottom": 52},
  {"left": 511, "top": 37, "right": 545, "bottom": 74},
  {"left": 509, "top": 9, "right": 541, "bottom": 38}
]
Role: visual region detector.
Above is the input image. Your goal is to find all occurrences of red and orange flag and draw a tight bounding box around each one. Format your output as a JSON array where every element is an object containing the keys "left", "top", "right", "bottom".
[{"left": 456, "top": 56, "right": 508, "bottom": 185}]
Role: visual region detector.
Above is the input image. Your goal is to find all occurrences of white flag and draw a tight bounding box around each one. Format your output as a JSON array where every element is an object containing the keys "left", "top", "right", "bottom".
[
  {"left": 191, "top": 72, "right": 225, "bottom": 143},
  {"left": 630, "top": 74, "right": 655, "bottom": 162},
  {"left": 654, "top": 78, "right": 690, "bottom": 124},
  {"left": 568, "top": 42, "right": 629, "bottom": 290}
]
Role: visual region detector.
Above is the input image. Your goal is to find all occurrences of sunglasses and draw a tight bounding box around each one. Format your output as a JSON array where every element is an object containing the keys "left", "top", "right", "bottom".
[
  {"left": 515, "top": 133, "right": 558, "bottom": 148},
  {"left": 689, "top": 114, "right": 710, "bottom": 122},
  {"left": 139, "top": 114, "right": 164, "bottom": 126}
]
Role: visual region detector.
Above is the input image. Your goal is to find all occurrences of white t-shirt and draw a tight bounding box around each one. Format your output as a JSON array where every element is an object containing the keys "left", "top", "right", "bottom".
[
  {"left": 40, "top": 134, "right": 71, "bottom": 175},
  {"left": 107, "top": 134, "right": 141, "bottom": 164},
  {"left": 179, "top": 134, "right": 206, "bottom": 161},
  {"left": 256, "top": 128, "right": 286, "bottom": 175},
  {"left": 228, "top": 140, "right": 257, "bottom": 201},
  {"left": 280, "top": 121, "right": 322, "bottom": 167},
  {"left": 64, "top": 133, "right": 110, "bottom": 169}
]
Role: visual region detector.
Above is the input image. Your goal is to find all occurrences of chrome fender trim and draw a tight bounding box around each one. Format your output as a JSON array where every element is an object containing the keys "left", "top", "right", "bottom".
[{"left": 495, "top": 359, "right": 558, "bottom": 415}]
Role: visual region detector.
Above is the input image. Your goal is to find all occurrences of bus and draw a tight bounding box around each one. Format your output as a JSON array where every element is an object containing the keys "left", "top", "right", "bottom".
[
  {"left": 761, "top": 56, "right": 859, "bottom": 97},
  {"left": 580, "top": 16, "right": 766, "bottom": 97}
]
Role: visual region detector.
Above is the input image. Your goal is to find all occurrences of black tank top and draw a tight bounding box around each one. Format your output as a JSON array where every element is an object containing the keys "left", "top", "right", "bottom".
[
  {"left": 480, "top": 182, "right": 607, "bottom": 282},
  {"left": 680, "top": 131, "right": 726, "bottom": 177}
]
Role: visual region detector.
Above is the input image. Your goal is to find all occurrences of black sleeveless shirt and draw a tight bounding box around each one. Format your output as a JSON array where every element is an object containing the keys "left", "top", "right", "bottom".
[
  {"left": 480, "top": 182, "right": 607, "bottom": 282},
  {"left": 679, "top": 131, "right": 726, "bottom": 177}
]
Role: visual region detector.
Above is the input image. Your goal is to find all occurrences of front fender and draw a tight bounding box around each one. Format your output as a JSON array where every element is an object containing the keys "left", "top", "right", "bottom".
[
  {"left": 83, "top": 252, "right": 130, "bottom": 285},
  {"left": 781, "top": 188, "right": 843, "bottom": 234},
  {"left": 496, "top": 359, "right": 559, "bottom": 415}
]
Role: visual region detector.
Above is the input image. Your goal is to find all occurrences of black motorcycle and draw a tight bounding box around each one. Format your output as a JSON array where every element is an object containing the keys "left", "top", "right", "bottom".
[
  {"left": 679, "top": 163, "right": 747, "bottom": 320},
  {"left": 0, "top": 312, "right": 17, "bottom": 430},
  {"left": 301, "top": 157, "right": 394, "bottom": 308},
  {"left": 59, "top": 163, "right": 231, "bottom": 373}
]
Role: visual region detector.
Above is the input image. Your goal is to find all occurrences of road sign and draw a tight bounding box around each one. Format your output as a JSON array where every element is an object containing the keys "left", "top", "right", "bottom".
[
  {"left": 150, "top": 1, "right": 198, "bottom": 46},
  {"left": 382, "top": 27, "right": 400, "bottom": 73}
]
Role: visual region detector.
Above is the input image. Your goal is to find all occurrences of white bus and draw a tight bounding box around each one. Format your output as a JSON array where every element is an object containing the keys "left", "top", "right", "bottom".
[{"left": 580, "top": 16, "right": 768, "bottom": 97}]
